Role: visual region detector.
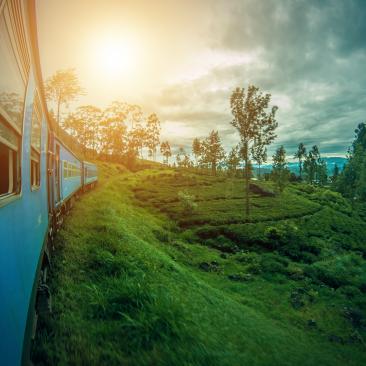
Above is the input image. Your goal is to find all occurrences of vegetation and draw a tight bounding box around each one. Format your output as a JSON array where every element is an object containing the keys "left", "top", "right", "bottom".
[
  {"left": 33, "top": 161, "right": 366, "bottom": 365},
  {"left": 38, "top": 71, "right": 366, "bottom": 365},
  {"left": 230, "top": 85, "right": 278, "bottom": 215},
  {"left": 44, "top": 68, "right": 85, "bottom": 127},
  {"left": 336, "top": 123, "right": 366, "bottom": 201},
  {"left": 294, "top": 143, "right": 306, "bottom": 180},
  {"left": 160, "top": 141, "right": 172, "bottom": 165},
  {"left": 272, "top": 145, "right": 290, "bottom": 193}
]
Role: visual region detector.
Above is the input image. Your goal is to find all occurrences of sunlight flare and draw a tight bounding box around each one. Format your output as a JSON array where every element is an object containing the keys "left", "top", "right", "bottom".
[{"left": 94, "top": 36, "right": 138, "bottom": 78}]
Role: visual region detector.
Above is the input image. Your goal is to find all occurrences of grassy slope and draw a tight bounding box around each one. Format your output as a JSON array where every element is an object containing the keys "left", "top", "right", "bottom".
[{"left": 33, "top": 163, "right": 366, "bottom": 365}]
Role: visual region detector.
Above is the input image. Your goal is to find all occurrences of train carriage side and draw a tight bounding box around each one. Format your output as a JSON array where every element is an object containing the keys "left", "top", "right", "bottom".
[
  {"left": 83, "top": 161, "right": 98, "bottom": 188},
  {"left": 55, "top": 138, "right": 82, "bottom": 203},
  {"left": 0, "top": 1, "right": 50, "bottom": 365}
]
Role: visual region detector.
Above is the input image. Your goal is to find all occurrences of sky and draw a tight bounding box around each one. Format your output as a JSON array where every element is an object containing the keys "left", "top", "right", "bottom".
[{"left": 36, "top": 0, "right": 366, "bottom": 158}]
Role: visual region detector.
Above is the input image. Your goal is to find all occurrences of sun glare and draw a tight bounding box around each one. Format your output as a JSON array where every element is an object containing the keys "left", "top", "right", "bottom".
[{"left": 95, "top": 36, "right": 137, "bottom": 78}]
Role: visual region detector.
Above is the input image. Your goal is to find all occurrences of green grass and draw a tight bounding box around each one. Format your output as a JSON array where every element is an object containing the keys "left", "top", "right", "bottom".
[{"left": 33, "top": 164, "right": 366, "bottom": 365}]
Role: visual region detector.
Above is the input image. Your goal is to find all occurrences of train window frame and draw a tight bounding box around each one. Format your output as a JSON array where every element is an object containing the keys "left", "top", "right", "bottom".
[
  {"left": 0, "top": 116, "right": 20, "bottom": 200},
  {"left": 30, "top": 91, "right": 42, "bottom": 190},
  {"left": 63, "top": 160, "right": 81, "bottom": 180},
  {"left": 0, "top": 1, "right": 30, "bottom": 204}
]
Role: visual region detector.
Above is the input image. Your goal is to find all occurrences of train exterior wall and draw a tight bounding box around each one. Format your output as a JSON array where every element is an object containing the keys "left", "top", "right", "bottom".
[
  {"left": 59, "top": 144, "right": 82, "bottom": 201},
  {"left": 84, "top": 161, "right": 98, "bottom": 185},
  {"left": 0, "top": 73, "right": 49, "bottom": 366}
]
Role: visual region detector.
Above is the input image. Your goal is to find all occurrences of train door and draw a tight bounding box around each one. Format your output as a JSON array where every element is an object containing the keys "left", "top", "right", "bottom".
[{"left": 55, "top": 143, "right": 61, "bottom": 203}]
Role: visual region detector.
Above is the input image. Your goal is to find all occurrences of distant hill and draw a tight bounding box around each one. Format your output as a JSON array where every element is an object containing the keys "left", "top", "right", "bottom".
[{"left": 253, "top": 157, "right": 347, "bottom": 177}]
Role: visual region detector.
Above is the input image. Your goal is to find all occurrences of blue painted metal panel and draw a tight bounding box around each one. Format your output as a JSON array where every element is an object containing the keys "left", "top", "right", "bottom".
[
  {"left": 59, "top": 144, "right": 82, "bottom": 201},
  {"left": 84, "top": 161, "right": 98, "bottom": 185},
  {"left": 0, "top": 73, "right": 49, "bottom": 366}
]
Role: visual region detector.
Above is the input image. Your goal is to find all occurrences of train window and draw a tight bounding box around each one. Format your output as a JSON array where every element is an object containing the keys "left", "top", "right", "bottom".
[
  {"left": 0, "top": 10, "right": 26, "bottom": 133},
  {"left": 0, "top": 118, "right": 18, "bottom": 196},
  {"left": 30, "top": 93, "right": 41, "bottom": 188},
  {"left": 63, "top": 161, "right": 68, "bottom": 178},
  {"left": 0, "top": 3, "right": 29, "bottom": 199}
]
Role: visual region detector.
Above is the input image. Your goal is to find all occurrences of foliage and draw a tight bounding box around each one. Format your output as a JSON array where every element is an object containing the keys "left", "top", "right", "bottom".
[
  {"left": 146, "top": 113, "right": 161, "bottom": 161},
  {"left": 192, "top": 138, "right": 201, "bottom": 166},
  {"left": 226, "top": 145, "right": 241, "bottom": 177},
  {"left": 160, "top": 141, "right": 172, "bottom": 164},
  {"left": 230, "top": 84, "right": 278, "bottom": 215},
  {"left": 251, "top": 136, "right": 267, "bottom": 179},
  {"left": 34, "top": 163, "right": 366, "bottom": 365},
  {"left": 294, "top": 143, "right": 307, "bottom": 180},
  {"left": 176, "top": 147, "right": 191, "bottom": 168},
  {"left": 63, "top": 105, "right": 102, "bottom": 156},
  {"left": 199, "top": 130, "right": 226, "bottom": 175},
  {"left": 271, "top": 145, "right": 290, "bottom": 193},
  {"left": 336, "top": 123, "right": 366, "bottom": 201},
  {"left": 177, "top": 190, "right": 198, "bottom": 215},
  {"left": 44, "top": 69, "right": 85, "bottom": 126},
  {"left": 303, "top": 145, "right": 328, "bottom": 185}
]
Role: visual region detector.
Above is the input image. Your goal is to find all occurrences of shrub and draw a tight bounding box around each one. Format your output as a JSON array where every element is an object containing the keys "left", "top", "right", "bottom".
[
  {"left": 264, "top": 223, "right": 320, "bottom": 262},
  {"left": 304, "top": 254, "right": 365, "bottom": 289},
  {"left": 178, "top": 190, "right": 198, "bottom": 216},
  {"left": 260, "top": 253, "right": 289, "bottom": 274},
  {"left": 204, "top": 235, "right": 238, "bottom": 253}
]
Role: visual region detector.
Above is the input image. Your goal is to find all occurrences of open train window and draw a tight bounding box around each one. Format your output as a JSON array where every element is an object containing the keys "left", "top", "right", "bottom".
[
  {"left": 0, "top": 4, "right": 28, "bottom": 199},
  {"left": 30, "top": 92, "right": 42, "bottom": 188}
]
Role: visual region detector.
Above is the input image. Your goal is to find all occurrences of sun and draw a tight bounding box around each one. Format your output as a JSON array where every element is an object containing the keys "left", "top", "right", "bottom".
[{"left": 96, "top": 36, "right": 137, "bottom": 78}]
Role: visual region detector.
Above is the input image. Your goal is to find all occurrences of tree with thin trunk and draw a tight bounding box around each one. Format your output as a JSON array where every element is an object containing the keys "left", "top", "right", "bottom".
[
  {"left": 44, "top": 69, "right": 85, "bottom": 129},
  {"left": 176, "top": 147, "right": 185, "bottom": 168},
  {"left": 200, "top": 130, "right": 226, "bottom": 175},
  {"left": 146, "top": 113, "right": 161, "bottom": 161},
  {"left": 63, "top": 105, "right": 101, "bottom": 157},
  {"left": 304, "top": 145, "right": 321, "bottom": 184},
  {"left": 251, "top": 136, "right": 267, "bottom": 179},
  {"left": 100, "top": 101, "right": 130, "bottom": 157},
  {"left": 272, "top": 145, "right": 290, "bottom": 193},
  {"left": 192, "top": 138, "right": 202, "bottom": 167},
  {"left": 294, "top": 143, "right": 306, "bottom": 180},
  {"left": 331, "top": 164, "right": 340, "bottom": 183},
  {"left": 226, "top": 145, "right": 241, "bottom": 177},
  {"left": 230, "top": 85, "right": 278, "bottom": 216},
  {"left": 160, "top": 141, "right": 172, "bottom": 165}
]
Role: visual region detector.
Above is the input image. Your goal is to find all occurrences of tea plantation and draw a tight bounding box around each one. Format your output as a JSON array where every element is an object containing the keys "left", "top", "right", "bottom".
[{"left": 33, "top": 163, "right": 366, "bottom": 365}]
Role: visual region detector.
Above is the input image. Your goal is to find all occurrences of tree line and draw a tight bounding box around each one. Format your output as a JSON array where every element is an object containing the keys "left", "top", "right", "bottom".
[
  {"left": 335, "top": 123, "right": 366, "bottom": 201},
  {"left": 45, "top": 69, "right": 363, "bottom": 213},
  {"left": 45, "top": 69, "right": 162, "bottom": 168}
]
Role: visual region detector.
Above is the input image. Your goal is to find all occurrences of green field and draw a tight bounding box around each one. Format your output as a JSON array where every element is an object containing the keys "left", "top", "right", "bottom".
[{"left": 33, "top": 163, "right": 366, "bottom": 365}]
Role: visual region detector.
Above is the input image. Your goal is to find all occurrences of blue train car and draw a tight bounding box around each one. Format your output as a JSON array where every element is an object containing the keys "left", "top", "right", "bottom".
[
  {"left": 0, "top": 1, "right": 98, "bottom": 365},
  {"left": 83, "top": 161, "right": 98, "bottom": 187},
  {"left": 57, "top": 138, "right": 82, "bottom": 202},
  {"left": 0, "top": 1, "right": 49, "bottom": 364}
]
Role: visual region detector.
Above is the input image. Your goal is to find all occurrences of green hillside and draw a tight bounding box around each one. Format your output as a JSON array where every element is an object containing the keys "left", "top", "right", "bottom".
[{"left": 33, "top": 162, "right": 366, "bottom": 366}]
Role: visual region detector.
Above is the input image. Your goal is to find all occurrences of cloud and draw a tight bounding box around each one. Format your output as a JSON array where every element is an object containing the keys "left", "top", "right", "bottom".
[
  {"left": 146, "top": 0, "right": 366, "bottom": 158},
  {"left": 38, "top": 0, "right": 366, "bottom": 159}
]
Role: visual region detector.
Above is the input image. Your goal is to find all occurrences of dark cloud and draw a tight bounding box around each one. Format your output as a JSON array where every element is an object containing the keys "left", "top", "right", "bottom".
[{"left": 150, "top": 0, "right": 366, "bottom": 159}]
